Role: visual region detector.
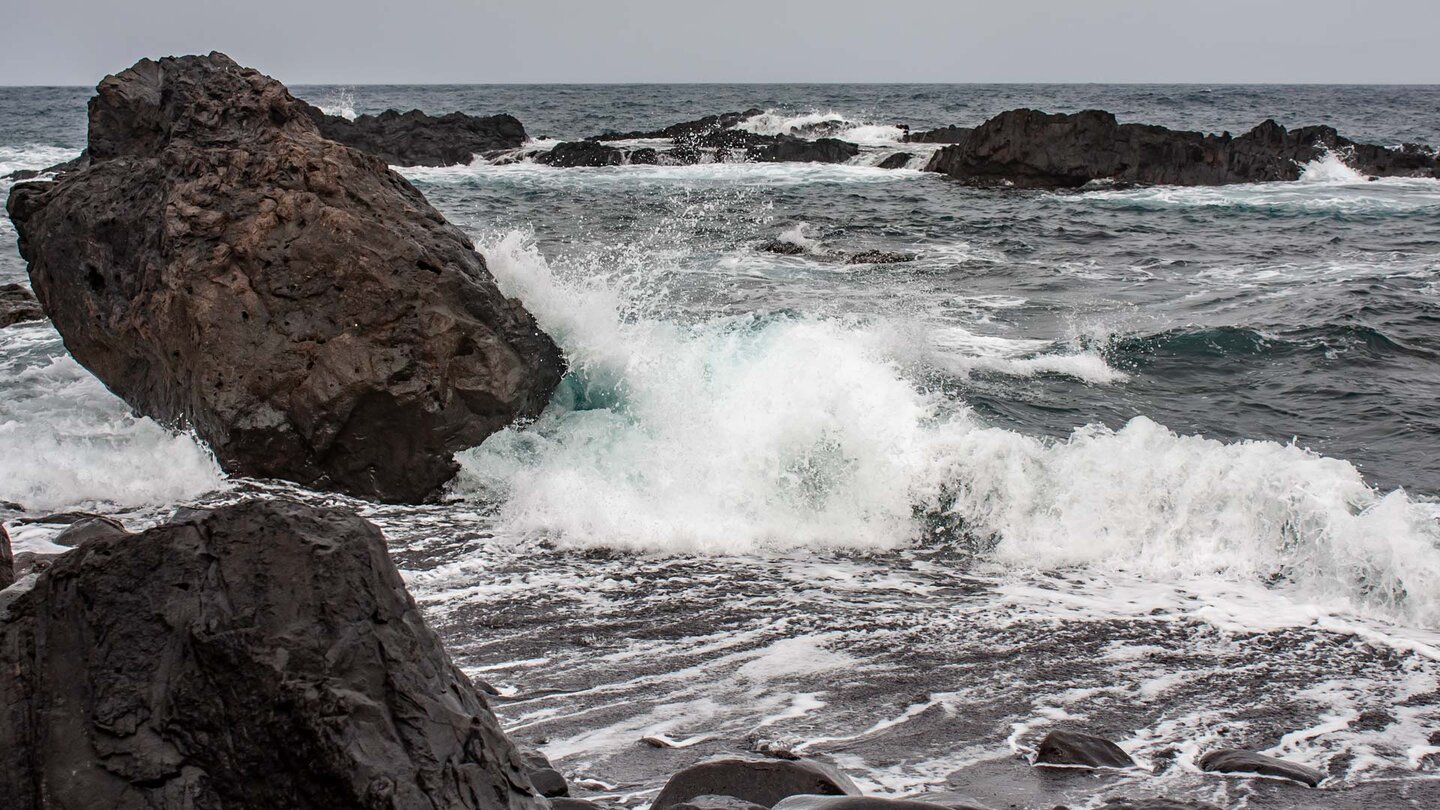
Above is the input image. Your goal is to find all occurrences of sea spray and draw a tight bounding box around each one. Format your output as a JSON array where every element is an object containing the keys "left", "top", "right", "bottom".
[{"left": 462, "top": 230, "right": 1440, "bottom": 624}]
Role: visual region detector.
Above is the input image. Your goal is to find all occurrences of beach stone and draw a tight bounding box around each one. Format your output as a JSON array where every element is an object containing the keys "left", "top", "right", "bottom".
[
  {"left": 550, "top": 801, "right": 605, "bottom": 810},
  {"left": 6, "top": 52, "right": 564, "bottom": 503},
  {"left": 1198, "top": 749, "right": 1324, "bottom": 787},
  {"left": 674, "top": 796, "right": 770, "bottom": 810},
  {"left": 904, "top": 792, "right": 995, "bottom": 810},
  {"left": 0, "top": 499, "right": 547, "bottom": 809},
  {"left": 652, "top": 758, "right": 860, "bottom": 810},
  {"left": 1100, "top": 799, "right": 1221, "bottom": 810},
  {"left": 302, "top": 105, "right": 527, "bottom": 166},
  {"left": 1034, "top": 729, "right": 1137, "bottom": 769},
  {"left": 51, "top": 516, "right": 128, "bottom": 547},
  {"left": 0, "top": 283, "right": 44, "bottom": 327},
  {"left": 925, "top": 108, "right": 1440, "bottom": 187}
]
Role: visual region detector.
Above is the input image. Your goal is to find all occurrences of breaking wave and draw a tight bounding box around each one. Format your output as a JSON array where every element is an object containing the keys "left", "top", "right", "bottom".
[{"left": 454, "top": 232, "right": 1440, "bottom": 625}]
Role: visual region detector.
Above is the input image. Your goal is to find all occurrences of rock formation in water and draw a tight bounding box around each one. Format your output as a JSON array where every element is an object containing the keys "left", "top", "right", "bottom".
[
  {"left": 536, "top": 141, "right": 628, "bottom": 167},
  {"left": 1197, "top": 749, "right": 1324, "bottom": 787},
  {"left": 6, "top": 53, "right": 565, "bottom": 503},
  {"left": 924, "top": 108, "right": 1440, "bottom": 188},
  {"left": 301, "top": 104, "right": 528, "bottom": 166},
  {"left": 1033, "top": 729, "right": 1137, "bottom": 769},
  {"left": 0, "top": 499, "right": 547, "bottom": 810},
  {"left": 903, "top": 126, "right": 972, "bottom": 145},
  {"left": 0, "top": 524, "right": 12, "bottom": 589},
  {"left": 651, "top": 759, "right": 860, "bottom": 810},
  {"left": 0, "top": 283, "right": 43, "bottom": 327},
  {"left": 587, "top": 109, "right": 766, "bottom": 142}
]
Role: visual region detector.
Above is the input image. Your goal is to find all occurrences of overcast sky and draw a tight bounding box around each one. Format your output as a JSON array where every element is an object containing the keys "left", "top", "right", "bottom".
[{"left": 4, "top": 0, "right": 1438, "bottom": 85}]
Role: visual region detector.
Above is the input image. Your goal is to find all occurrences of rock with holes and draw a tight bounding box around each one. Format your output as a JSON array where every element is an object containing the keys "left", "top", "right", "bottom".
[
  {"left": 0, "top": 499, "right": 547, "bottom": 809},
  {"left": 6, "top": 53, "right": 564, "bottom": 503},
  {"left": 652, "top": 758, "right": 860, "bottom": 810}
]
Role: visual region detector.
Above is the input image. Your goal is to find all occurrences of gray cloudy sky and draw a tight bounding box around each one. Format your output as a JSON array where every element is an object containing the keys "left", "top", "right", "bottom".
[{"left": 4, "top": 0, "right": 1438, "bottom": 85}]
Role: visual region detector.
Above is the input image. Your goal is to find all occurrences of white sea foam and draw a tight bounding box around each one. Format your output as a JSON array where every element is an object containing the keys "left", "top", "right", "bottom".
[
  {"left": 0, "top": 325, "right": 225, "bottom": 512},
  {"left": 399, "top": 159, "right": 923, "bottom": 188},
  {"left": 454, "top": 231, "right": 1440, "bottom": 626},
  {"left": 0, "top": 145, "right": 81, "bottom": 180},
  {"left": 316, "top": 87, "right": 358, "bottom": 120},
  {"left": 1297, "top": 149, "right": 1369, "bottom": 184},
  {"left": 737, "top": 110, "right": 908, "bottom": 145}
]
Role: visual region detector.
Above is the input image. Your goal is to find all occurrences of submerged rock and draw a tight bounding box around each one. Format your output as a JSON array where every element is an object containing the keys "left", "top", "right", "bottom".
[
  {"left": 1034, "top": 729, "right": 1137, "bottom": 769},
  {"left": 651, "top": 759, "right": 860, "bottom": 810},
  {"left": 877, "top": 152, "right": 914, "bottom": 170},
  {"left": 843, "top": 250, "right": 916, "bottom": 265},
  {"left": 302, "top": 104, "right": 527, "bottom": 166},
  {"left": 760, "top": 239, "right": 808, "bottom": 256},
  {"left": 6, "top": 53, "right": 564, "bottom": 503},
  {"left": 1099, "top": 799, "right": 1221, "bottom": 810},
  {"left": 924, "top": 108, "right": 1440, "bottom": 188},
  {"left": 1197, "top": 749, "right": 1324, "bottom": 787},
  {"left": 536, "top": 141, "right": 627, "bottom": 167},
  {"left": 0, "top": 283, "right": 43, "bottom": 327},
  {"left": 0, "top": 499, "right": 547, "bottom": 809}
]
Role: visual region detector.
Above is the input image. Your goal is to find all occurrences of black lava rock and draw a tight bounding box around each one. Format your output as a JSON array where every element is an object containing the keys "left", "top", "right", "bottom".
[
  {"left": 0, "top": 283, "right": 43, "bottom": 327},
  {"left": 303, "top": 105, "right": 528, "bottom": 167},
  {"left": 0, "top": 499, "right": 547, "bottom": 809},
  {"left": 537, "top": 141, "right": 627, "bottom": 167}
]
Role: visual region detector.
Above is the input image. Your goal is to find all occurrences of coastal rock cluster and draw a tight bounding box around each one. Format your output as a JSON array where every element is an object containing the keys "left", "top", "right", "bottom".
[
  {"left": 0, "top": 52, "right": 1417, "bottom": 809},
  {"left": 6, "top": 52, "right": 564, "bottom": 503},
  {"left": 922, "top": 108, "right": 1440, "bottom": 187}
]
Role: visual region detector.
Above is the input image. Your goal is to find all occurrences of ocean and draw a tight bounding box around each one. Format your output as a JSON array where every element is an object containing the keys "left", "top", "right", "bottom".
[{"left": 3, "top": 83, "right": 1440, "bottom": 808}]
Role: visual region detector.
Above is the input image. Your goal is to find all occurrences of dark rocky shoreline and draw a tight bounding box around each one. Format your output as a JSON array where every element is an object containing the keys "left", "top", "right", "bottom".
[{"left": 3, "top": 53, "right": 1436, "bottom": 809}]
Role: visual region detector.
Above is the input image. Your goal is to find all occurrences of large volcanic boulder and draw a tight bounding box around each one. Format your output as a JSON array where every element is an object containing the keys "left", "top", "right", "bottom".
[
  {"left": 536, "top": 141, "right": 627, "bottom": 167},
  {"left": 924, "top": 108, "right": 1440, "bottom": 187},
  {"left": 301, "top": 104, "right": 528, "bottom": 167},
  {"left": 6, "top": 53, "right": 564, "bottom": 503},
  {"left": 0, "top": 499, "right": 547, "bottom": 810}
]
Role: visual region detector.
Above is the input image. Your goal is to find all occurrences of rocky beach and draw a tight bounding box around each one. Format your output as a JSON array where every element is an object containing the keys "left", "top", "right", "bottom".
[{"left": 3, "top": 53, "right": 1440, "bottom": 810}]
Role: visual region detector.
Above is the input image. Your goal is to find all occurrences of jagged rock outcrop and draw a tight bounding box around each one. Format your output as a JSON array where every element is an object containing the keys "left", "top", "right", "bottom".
[
  {"left": 0, "top": 283, "right": 43, "bottom": 327},
  {"left": 6, "top": 53, "right": 564, "bottom": 503},
  {"left": 301, "top": 104, "right": 528, "bottom": 166},
  {"left": 587, "top": 109, "right": 764, "bottom": 141},
  {"left": 924, "top": 108, "right": 1440, "bottom": 188},
  {"left": 750, "top": 137, "right": 859, "bottom": 164},
  {"left": 536, "top": 141, "right": 627, "bottom": 167},
  {"left": 876, "top": 152, "right": 914, "bottom": 170},
  {"left": 903, "top": 126, "right": 972, "bottom": 145},
  {"left": 0, "top": 499, "right": 547, "bottom": 810}
]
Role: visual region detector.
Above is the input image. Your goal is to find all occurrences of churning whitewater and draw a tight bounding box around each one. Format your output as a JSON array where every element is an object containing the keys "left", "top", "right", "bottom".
[{"left": 4, "top": 82, "right": 1440, "bottom": 808}]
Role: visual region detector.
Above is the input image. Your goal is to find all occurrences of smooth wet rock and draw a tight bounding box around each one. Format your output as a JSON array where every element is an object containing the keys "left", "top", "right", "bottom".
[
  {"left": 519, "top": 748, "right": 568, "bottom": 797},
  {"left": 877, "top": 152, "right": 914, "bottom": 170},
  {"left": 1198, "top": 749, "right": 1324, "bottom": 787},
  {"left": 1034, "top": 730, "right": 1137, "bottom": 769},
  {"left": 0, "top": 283, "right": 43, "bottom": 327},
  {"left": 51, "top": 516, "right": 128, "bottom": 547},
  {"left": 904, "top": 126, "right": 972, "bottom": 145},
  {"left": 905, "top": 792, "right": 995, "bottom": 810},
  {"left": 537, "top": 141, "right": 627, "bottom": 167},
  {"left": 0, "top": 499, "right": 547, "bottom": 809},
  {"left": 674, "top": 795, "right": 770, "bottom": 810},
  {"left": 651, "top": 758, "right": 860, "bottom": 810},
  {"left": 924, "top": 108, "right": 1440, "bottom": 188},
  {"left": 775, "top": 796, "right": 990, "bottom": 810},
  {"left": 303, "top": 104, "right": 527, "bottom": 166},
  {"left": 1, "top": 524, "right": 12, "bottom": 589},
  {"left": 551, "top": 800, "right": 605, "bottom": 810},
  {"left": 844, "top": 250, "right": 916, "bottom": 265},
  {"left": 6, "top": 53, "right": 564, "bottom": 503}
]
